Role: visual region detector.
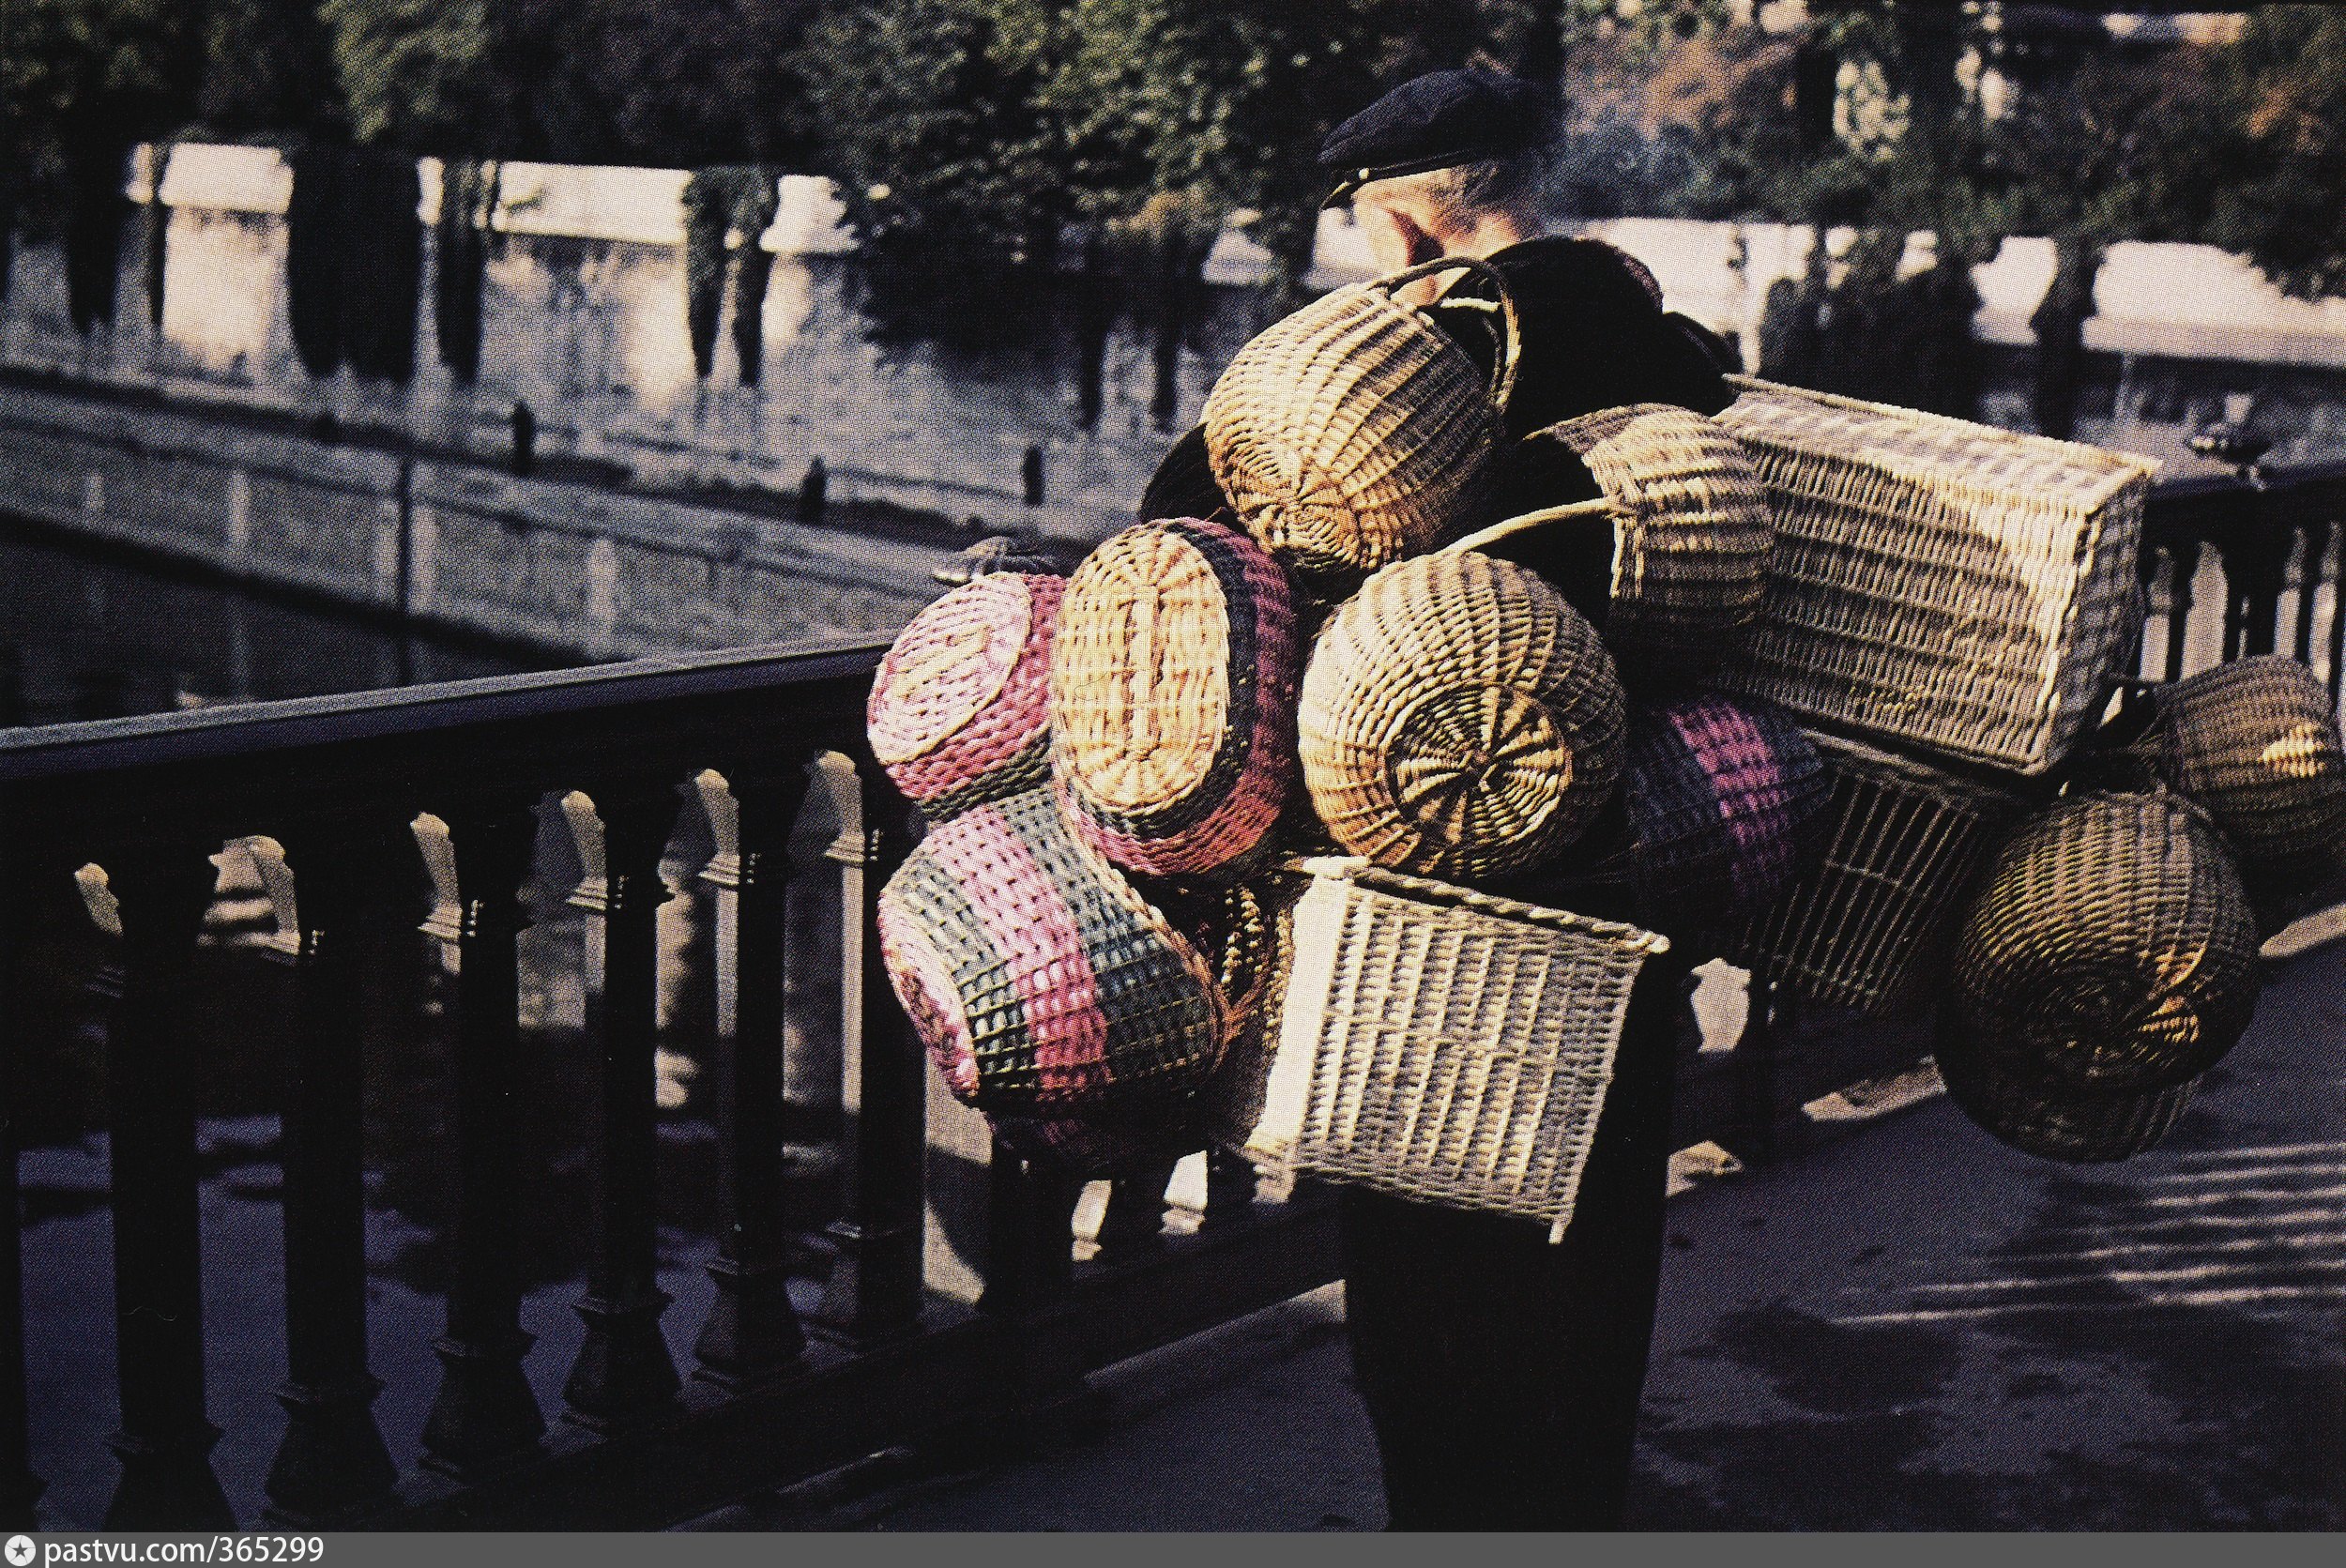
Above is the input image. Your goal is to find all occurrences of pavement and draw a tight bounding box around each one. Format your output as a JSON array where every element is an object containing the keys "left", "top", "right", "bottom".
[{"left": 695, "top": 927, "right": 2346, "bottom": 1531}]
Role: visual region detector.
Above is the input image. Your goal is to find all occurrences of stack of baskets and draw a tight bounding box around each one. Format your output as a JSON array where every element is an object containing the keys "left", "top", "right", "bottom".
[{"left": 867, "top": 257, "right": 2340, "bottom": 1204}]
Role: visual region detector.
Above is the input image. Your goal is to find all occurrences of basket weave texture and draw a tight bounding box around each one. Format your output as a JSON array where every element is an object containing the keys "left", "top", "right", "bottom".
[
  {"left": 2136, "top": 656, "right": 2346, "bottom": 906},
  {"left": 1733, "top": 732, "right": 2025, "bottom": 1014},
  {"left": 876, "top": 789, "right": 1229, "bottom": 1114},
  {"left": 1538, "top": 403, "right": 1775, "bottom": 681},
  {"left": 1241, "top": 858, "right": 1668, "bottom": 1241},
  {"left": 1715, "top": 377, "right": 2156, "bottom": 775},
  {"left": 1299, "top": 552, "right": 1625, "bottom": 880},
  {"left": 1951, "top": 791, "right": 2261, "bottom": 1093},
  {"left": 991, "top": 1102, "right": 1209, "bottom": 1180},
  {"left": 866, "top": 572, "right": 1063, "bottom": 819},
  {"left": 1050, "top": 517, "right": 1299, "bottom": 877},
  {"left": 1619, "top": 693, "right": 1830, "bottom": 926},
  {"left": 1934, "top": 1032, "right": 2194, "bottom": 1165},
  {"left": 1203, "top": 257, "right": 1516, "bottom": 588}
]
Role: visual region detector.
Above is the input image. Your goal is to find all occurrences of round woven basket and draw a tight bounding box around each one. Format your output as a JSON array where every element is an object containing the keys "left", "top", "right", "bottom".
[
  {"left": 1050, "top": 517, "right": 1299, "bottom": 877},
  {"left": 1936, "top": 1025, "right": 2194, "bottom": 1165},
  {"left": 2133, "top": 655, "right": 2346, "bottom": 920},
  {"left": 1460, "top": 404, "right": 1774, "bottom": 686},
  {"left": 1299, "top": 552, "right": 1625, "bottom": 881},
  {"left": 876, "top": 788, "right": 1230, "bottom": 1114},
  {"left": 1203, "top": 256, "right": 1519, "bottom": 589},
  {"left": 1618, "top": 693, "right": 1830, "bottom": 927},
  {"left": 1951, "top": 791, "right": 2261, "bottom": 1093},
  {"left": 867, "top": 572, "right": 1063, "bottom": 820}
]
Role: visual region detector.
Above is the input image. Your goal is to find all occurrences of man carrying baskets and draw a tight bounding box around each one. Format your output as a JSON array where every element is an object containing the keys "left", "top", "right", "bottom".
[{"left": 1292, "top": 69, "right": 1729, "bottom": 1531}]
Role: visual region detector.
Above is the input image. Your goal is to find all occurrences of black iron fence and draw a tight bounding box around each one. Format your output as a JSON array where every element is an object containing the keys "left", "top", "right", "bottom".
[{"left": 0, "top": 464, "right": 2339, "bottom": 1531}]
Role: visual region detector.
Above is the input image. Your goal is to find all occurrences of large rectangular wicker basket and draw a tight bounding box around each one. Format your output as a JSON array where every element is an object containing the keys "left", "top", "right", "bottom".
[
  {"left": 1238, "top": 857, "right": 1668, "bottom": 1241},
  {"left": 1715, "top": 377, "right": 2158, "bottom": 776}
]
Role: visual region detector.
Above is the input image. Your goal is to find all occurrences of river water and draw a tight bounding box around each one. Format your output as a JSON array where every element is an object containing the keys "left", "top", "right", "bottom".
[{"left": 3, "top": 519, "right": 852, "bottom": 1525}]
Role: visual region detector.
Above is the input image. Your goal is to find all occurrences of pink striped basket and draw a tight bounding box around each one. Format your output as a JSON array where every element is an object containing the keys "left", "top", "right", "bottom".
[
  {"left": 867, "top": 572, "right": 1064, "bottom": 820},
  {"left": 877, "top": 788, "right": 1231, "bottom": 1115}
]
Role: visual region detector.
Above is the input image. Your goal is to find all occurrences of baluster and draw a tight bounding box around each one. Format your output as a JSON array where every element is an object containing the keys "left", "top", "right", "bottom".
[
  {"left": 2327, "top": 525, "right": 2346, "bottom": 705},
  {"left": 980, "top": 1137, "right": 1087, "bottom": 1433},
  {"left": 94, "top": 843, "right": 233, "bottom": 1528},
  {"left": 2165, "top": 538, "right": 2201, "bottom": 683},
  {"left": 419, "top": 798, "right": 546, "bottom": 1479},
  {"left": 0, "top": 837, "right": 44, "bottom": 1530},
  {"left": 2241, "top": 502, "right": 2288, "bottom": 660},
  {"left": 692, "top": 767, "right": 812, "bottom": 1389},
  {"left": 809, "top": 764, "right": 924, "bottom": 1348},
  {"left": 1090, "top": 1166, "right": 1177, "bottom": 1263},
  {"left": 2295, "top": 520, "right": 2332, "bottom": 667},
  {"left": 1197, "top": 1149, "right": 1263, "bottom": 1228},
  {"left": 561, "top": 783, "right": 684, "bottom": 1430},
  {"left": 261, "top": 822, "right": 402, "bottom": 1523}
]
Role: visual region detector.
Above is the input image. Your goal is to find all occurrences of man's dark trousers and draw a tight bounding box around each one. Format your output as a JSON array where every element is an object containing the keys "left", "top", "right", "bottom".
[{"left": 1336, "top": 947, "right": 1691, "bottom": 1530}]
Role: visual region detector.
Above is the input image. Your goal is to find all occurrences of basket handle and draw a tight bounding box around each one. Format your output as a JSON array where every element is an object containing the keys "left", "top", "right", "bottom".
[
  {"left": 1440, "top": 497, "right": 1612, "bottom": 556},
  {"left": 1372, "top": 254, "right": 1523, "bottom": 419}
]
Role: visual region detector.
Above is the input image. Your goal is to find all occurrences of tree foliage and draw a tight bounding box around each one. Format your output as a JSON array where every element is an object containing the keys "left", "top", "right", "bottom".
[{"left": 2200, "top": 5, "right": 2346, "bottom": 302}]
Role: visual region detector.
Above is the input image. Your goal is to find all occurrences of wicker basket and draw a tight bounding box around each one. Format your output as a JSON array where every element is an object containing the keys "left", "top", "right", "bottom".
[
  {"left": 1617, "top": 693, "right": 1831, "bottom": 928},
  {"left": 876, "top": 789, "right": 1229, "bottom": 1114},
  {"left": 1452, "top": 404, "right": 1774, "bottom": 685},
  {"left": 1299, "top": 552, "right": 1625, "bottom": 880},
  {"left": 2132, "top": 656, "right": 2346, "bottom": 919},
  {"left": 867, "top": 572, "right": 1063, "bottom": 820},
  {"left": 1732, "top": 732, "right": 2028, "bottom": 1014},
  {"left": 1239, "top": 858, "right": 1668, "bottom": 1241},
  {"left": 991, "top": 1101, "right": 1210, "bottom": 1180},
  {"left": 1203, "top": 256, "right": 1519, "bottom": 588},
  {"left": 1715, "top": 377, "right": 2157, "bottom": 775},
  {"left": 1951, "top": 791, "right": 2262, "bottom": 1093},
  {"left": 1049, "top": 517, "right": 1299, "bottom": 877},
  {"left": 1935, "top": 1030, "right": 2194, "bottom": 1165}
]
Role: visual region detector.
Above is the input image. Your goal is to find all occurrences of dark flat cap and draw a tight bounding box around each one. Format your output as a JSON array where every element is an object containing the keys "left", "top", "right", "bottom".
[{"left": 1318, "top": 69, "right": 1552, "bottom": 208}]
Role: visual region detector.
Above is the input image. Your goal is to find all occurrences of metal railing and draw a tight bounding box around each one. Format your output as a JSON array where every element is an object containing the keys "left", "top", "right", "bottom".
[{"left": 0, "top": 463, "right": 2338, "bottom": 1531}]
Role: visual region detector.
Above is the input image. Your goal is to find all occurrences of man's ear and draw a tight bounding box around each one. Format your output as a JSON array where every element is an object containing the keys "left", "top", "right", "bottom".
[{"left": 1357, "top": 197, "right": 1442, "bottom": 275}]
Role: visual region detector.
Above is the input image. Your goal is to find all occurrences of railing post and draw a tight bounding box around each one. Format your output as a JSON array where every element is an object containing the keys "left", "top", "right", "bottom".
[
  {"left": 0, "top": 835, "right": 45, "bottom": 1530},
  {"left": 2164, "top": 538, "right": 2201, "bottom": 684},
  {"left": 562, "top": 782, "right": 685, "bottom": 1431},
  {"left": 692, "top": 767, "right": 812, "bottom": 1389},
  {"left": 262, "top": 820, "right": 403, "bottom": 1524},
  {"left": 419, "top": 798, "right": 547, "bottom": 1479},
  {"left": 2294, "top": 519, "right": 2333, "bottom": 668},
  {"left": 94, "top": 843, "right": 234, "bottom": 1529},
  {"left": 810, "top": 763, "right": 925, "bottom": 1348},
  {"left": 1091, "top": 1167, "right": 1177, "bottom": 1263},
  {"left": 979, "top": 1139, "right": 1088, "bottom": 1435}
]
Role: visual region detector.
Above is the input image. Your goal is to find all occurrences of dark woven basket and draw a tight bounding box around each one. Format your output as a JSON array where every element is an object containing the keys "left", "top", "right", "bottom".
[
  {"left": 1935, "top": 1024, "right": 2195, "bottom": 1165},
  {"left": 2131, "top": 656, "right": 2346, "bottom": 924},
  {"left": 1951, "top": 791, "right": 2262, "bottom": 1093},
  {"left": 877, "top": 788, "right": 1230, "bottom": 1114},
  {"left": 1616, "top": 693, "right": 1831, "bottom": 928},
  {"left": 1731, "top": 733, "right": 2027, "bottom": 1014},
  {"left": 991, "top": 1101, "right": 1210, "bottom": 1180},
  {"left": 1050, "top": 517, "right": 1299, "bottom": 878}
]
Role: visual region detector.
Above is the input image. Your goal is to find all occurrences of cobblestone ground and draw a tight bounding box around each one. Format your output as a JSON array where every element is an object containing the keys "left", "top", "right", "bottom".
[{"left": 701, "top": 934, "right": 2346, "bottom": 1531}]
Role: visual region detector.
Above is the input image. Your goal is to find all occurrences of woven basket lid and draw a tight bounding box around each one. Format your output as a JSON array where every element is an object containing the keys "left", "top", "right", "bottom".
[
  {"left": 2140, "top": 656, "right": 2346, "bottom": 895},
  {"left": 1203, "top": 257, "right": 1518, "bottom": 590},
  {"left": 1951, "top": 790, "right": 2261, "bottom": 1094},
  {"left": 1299, "top": 552, "right": 1625, "bottom": 880},
  {"left": 1620, "top": 693, "right": 1829, "bottom": 925},
  {"left": 1050, "top": 518, "right": 1298, "bottom": 877},
  {"left": 867, "top": 572, "right": 1063, "bottom": 820},
  {"left": 877, "top": 789, "right": 1231, "bottom": 1114},
  {"left": 1935, "top": 1025, "right": 2194, "bottom": 1165}
]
